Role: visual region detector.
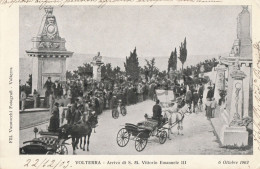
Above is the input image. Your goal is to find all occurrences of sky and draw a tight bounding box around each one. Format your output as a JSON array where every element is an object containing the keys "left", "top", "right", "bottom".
[{"left": 20, "top": 5, "right": 248, "bottom": 58}]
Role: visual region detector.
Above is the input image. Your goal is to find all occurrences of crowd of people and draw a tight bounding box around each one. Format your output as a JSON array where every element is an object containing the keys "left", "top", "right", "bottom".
[
  {"left": 44, "top": 74, "right": 208, "bottom": 131},
  {"left": 20, "top": 72, "right": 220, "bottom": 132}
]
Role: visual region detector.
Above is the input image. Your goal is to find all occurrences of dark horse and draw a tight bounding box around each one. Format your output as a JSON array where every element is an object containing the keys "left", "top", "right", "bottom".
[{"left": 58, "top": 114, "right": 98, "bottom": 155}]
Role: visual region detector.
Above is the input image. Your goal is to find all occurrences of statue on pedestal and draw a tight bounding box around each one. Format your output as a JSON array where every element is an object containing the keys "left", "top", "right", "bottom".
[{"left": 92, "top": 52, "right": 104, "bottom": 82}]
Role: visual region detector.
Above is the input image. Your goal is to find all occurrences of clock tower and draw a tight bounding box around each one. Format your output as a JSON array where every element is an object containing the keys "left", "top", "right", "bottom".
[{"left": 26, "top": 7, "right": 73, "bottom": 95}]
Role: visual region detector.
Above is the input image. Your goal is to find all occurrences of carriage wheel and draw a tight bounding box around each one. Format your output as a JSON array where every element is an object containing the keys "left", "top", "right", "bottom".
[
  {"left": 135, "top": 132, "right": 148, "bottom": 152},
  {"left": 112, "top": 109, "right": 119, "bottom": 119},
  {"left": 159, "top": 130, "right": 167, "bottom": 144},
  {"left": 55, "top": 145, "right": 68, "bottom": 155},
  {"left": 121, "top": 106, "right": 127, "bottom": 116},
  {"left": 116, "top": 128, "right": 130, "bottom": 147}
]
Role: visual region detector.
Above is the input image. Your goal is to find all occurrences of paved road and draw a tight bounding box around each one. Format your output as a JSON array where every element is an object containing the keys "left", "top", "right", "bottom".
[
  {"left": 20, "top": 100, "right": 252, "bottom": 155},
  {"left": 20, "top": 110, "right": 50, "bottom": 130}
]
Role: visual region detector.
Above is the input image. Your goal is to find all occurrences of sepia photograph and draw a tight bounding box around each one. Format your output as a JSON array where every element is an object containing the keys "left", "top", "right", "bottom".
[{"left": 18, "top": 5, "right": 253, "bottom": 155}]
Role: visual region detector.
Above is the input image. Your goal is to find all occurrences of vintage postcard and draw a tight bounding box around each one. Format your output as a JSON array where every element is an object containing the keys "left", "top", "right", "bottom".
[{"left": 0, "top": 1, "right": 260, "bottom": 169}]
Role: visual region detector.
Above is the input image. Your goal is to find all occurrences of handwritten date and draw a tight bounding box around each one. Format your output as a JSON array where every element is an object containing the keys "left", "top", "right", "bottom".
[{"left": 24, "top": 159, "right": 71, "bottom": 169}]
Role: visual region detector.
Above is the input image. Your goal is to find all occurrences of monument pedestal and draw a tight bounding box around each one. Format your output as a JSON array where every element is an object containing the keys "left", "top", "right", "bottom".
[
  {"left": 210, "top": 6, "right": 252, "bottom": 148},
  {"left": 91, "top": 52, "right": 104, "bottom": 82},
  {"left": 220, "top": 125, "right": 248, "bottom": 146}
]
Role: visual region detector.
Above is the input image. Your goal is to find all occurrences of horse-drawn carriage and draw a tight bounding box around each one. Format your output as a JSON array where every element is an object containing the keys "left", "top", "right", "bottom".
[
  {"left": 20, "top": 131, "right": 70, "bottom": 155},
  {"left": 116, "top": 115, "right": 168, "bottom": 152}
]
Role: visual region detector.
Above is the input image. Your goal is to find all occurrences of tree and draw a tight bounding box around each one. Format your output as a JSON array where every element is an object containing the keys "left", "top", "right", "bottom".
[
  {"left": 124, "top": 47, "right": 140, "bottom": 81},
  {"left": 77, "top": 63, "right": 93, "bottom": 78},
  {"left": 101, "top": 63, "right": 114, "bottom": 79},
  {"left": 66, "top": 70, "right": 78, "bottom": 80},
  {"left": 144, "top": 57, "right": 156, "bottom": 79},
  {"left": 26, "top": 74, "right": 32, "bottom": 88},
  {"left": 168, "top": 48, "right": 177, "bottom": 73},
  {"left": 179, "top": 37, "right": 187, "bottom": 74}
]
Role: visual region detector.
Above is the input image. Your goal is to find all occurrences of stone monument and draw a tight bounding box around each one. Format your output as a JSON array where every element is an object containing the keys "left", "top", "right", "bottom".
[
  {"left": 212, "top": 6, "right": 252, "bottom": 146},
  {"left": 91, "top": 52, "right": 104, "bottom": 82},
  {"left": 26, "top": 7, "right": 73, "bottom": 95}
]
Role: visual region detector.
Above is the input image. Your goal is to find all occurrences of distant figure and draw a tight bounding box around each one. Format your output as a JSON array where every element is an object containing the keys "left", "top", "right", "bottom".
[
  {"left": 192, "top": 90, "right": 199, "bottom": 113},
  {"left": 73, "top": 104, "right": 83, "bottom": 124},
  {"left": 198, "top": 84, "right": 204, "bottom": 103},
  {"left": 59, "top": 103, "right": 65, "bottom": 125},
  {"left": 205, "top": 98, "right": 212, "bottom": 120},
  {"left": 20, "top": 88, "right": 27, "bottom": 111},
  {"left": 67, "top": 87, "right": 72, "bottom": 103},
  {"left": 52, "top": 80, "right": 62, "bottom": 99},
  {"left": 211, "top": 98, "right": 218, "bottom": 118},
  {"left": 44, "top": 77, "right": 53, "bottom": 107},
  {"left": 185, "top": 88, "right": 192, "bottom": 107},
  {"left": 66, "top": 104, "right": 72, "bottom": 124},
  {"left": 33, "top": 89, "right": 39, "bottom": 108},
  {"left": 206, "top": 86, "right": 214, "bottom": 101},
  {"left": 49, "top": 91, "right": 55, "bottom": 113}
]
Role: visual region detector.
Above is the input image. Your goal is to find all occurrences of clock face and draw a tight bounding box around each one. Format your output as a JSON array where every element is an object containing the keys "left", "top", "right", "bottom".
[
  {"left": 47, "top": 24, "right": 55, "bottom": 33},
  {"left": 46, "top": 24, "right": 57, "bottom": 38}
]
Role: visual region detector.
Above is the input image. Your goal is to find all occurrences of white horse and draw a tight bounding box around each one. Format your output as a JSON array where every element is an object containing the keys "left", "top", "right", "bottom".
[{"left": 163, "top": 103, "right": 191, "bottom": 136}]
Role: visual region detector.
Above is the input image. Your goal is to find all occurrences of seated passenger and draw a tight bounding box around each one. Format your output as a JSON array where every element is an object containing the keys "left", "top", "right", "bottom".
[{"left": 152, "top": 99, "right": 162, "bottom": 126}]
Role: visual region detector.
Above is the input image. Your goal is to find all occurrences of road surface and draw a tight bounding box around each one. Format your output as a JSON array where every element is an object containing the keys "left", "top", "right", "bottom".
[{"left": 20, "top": 100, "right": 252, "bottom": 155}]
